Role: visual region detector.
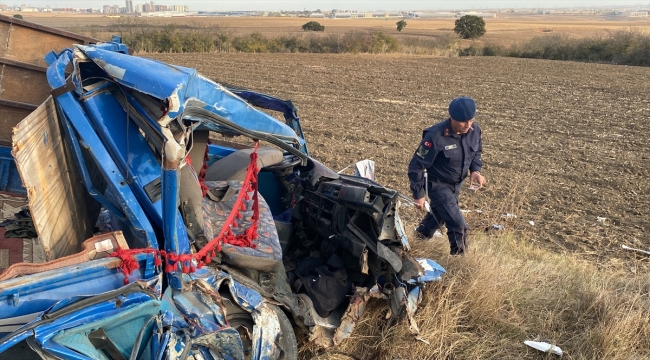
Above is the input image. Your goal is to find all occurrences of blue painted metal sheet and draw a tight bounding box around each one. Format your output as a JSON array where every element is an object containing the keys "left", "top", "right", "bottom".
[
  {"left": 82, "top": 89, "right": 164, "bottom": 224},
  {"left": 0, "top": 253, "right": 156, "bottom": 337},
  {"left": 75, "top": 45, "right": 301, "bottom": 144},
  {"left": 410, "top": 258, "right": 446, "bottom": 284},
  {"left": 46, "top": 49, "right": 158, "bottom": 249},
  {"left": 0, "top": 147, "right": 26, "bottom": 195},
  {"left": 229, "top": 90, "right": 308, "bottom": 155}
]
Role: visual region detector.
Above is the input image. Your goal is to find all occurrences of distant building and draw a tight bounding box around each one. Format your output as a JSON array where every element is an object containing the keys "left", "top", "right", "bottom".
[
  {"left": 309, "top": 13, "right": 325, "bottom": 18},
  {"left": 20, "top": 5, "right": 38, "bottom": 12},
  {"left": 139, "top": 10, "right": 196, "bottom": 17},
  {"left": 626, "top": 11, "right": 648, "bottom": 17},
  {"left": 125, "top": 0, "right": 133, "bottom": 13},
  {"left": 458, "top": 11, "right": 497, "bottom": 18},
  {"left": 409, "top": 12, "right": 457, "bottom": 18},
  {"left": 409, "top": 11, "right": 495, "bottom": 18},
  {"left": 333, "top": 12, "right": 366, "bottom": 18}
]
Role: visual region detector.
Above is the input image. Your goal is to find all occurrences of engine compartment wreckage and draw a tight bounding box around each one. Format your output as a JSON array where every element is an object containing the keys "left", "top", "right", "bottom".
[{"left": 0, "top": 33, "right": 445, "bottom": 359}]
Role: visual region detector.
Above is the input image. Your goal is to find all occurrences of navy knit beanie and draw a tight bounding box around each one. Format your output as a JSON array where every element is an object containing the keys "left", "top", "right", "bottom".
[{"left": 448, "top": 97, "right": 476, "bottom": 122}]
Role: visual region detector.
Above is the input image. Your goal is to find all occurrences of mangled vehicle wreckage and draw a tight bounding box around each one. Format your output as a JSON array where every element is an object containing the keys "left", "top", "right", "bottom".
[{"left": 0, "top": 35, "right": 445, "bottom": 358}]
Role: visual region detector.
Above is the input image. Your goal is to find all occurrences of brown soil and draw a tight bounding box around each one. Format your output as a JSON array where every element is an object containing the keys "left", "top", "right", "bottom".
[{"left": 145, "top": 52, "right": 650, "bottom": 270}]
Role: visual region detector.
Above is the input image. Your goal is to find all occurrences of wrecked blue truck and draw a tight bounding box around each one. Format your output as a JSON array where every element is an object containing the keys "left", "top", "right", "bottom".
[{"left": 0, "top": 16, "right": 445, "bottom": 360}]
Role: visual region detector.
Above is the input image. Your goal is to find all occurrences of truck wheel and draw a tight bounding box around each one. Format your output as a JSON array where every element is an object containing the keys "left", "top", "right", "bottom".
[{"left": 271, "top": 305, "right": 298, "bottom": 360}]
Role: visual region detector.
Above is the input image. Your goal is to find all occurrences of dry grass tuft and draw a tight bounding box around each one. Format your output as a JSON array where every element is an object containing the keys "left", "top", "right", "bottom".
[{"left": 302, "top": 230, "right": 650, "bottom": 359}]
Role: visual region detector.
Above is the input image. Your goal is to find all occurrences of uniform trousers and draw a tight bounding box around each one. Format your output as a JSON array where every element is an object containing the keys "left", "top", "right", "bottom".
[{"left": 415, "top": 181, "right": 468, "bottom": 255}]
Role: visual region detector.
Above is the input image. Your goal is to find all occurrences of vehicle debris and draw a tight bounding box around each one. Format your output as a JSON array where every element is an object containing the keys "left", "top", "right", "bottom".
[
  {"left": 524, "top": 340, "right": 563, "bottom": 356},
  {"left": 0, "top": 23, "right": 445, "bottom": 359},
  {"left": 353, "top": 159, "right": 375, "bottom": 180},
  {"left": 621, "top": 244, "right": 650, "bottom": 256},
  {"left": 487, "top": 224, "right": 505, "bottom": 231}
]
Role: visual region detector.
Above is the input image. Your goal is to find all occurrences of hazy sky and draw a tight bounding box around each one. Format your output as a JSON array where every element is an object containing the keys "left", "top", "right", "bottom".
[{"left": 15, "top": 1, "right": 639, "bottom": 12}]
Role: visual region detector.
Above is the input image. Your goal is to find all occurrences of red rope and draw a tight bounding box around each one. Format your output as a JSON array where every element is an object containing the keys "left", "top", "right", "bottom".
[{"left": 110, "top": 141, "right": 261, "bottom": 283}]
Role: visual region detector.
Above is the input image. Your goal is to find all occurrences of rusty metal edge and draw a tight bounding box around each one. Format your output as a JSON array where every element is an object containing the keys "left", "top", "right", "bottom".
[
  {"left": 0, "top": 56, "right": 48, "bottom": 73},
  {"left": 0, "top": 13, "right": 100, "bottom": 44},
  {"left": 0, "top": 99, "right": 38, "bottom": 111}
]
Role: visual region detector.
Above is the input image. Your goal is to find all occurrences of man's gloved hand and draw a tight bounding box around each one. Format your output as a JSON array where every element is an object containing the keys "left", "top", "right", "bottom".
[
  {"left": 413, "top": 197, "right": 426, "bottom": 211},
  {"left": 470, "top": 171, "right": 486, "bottom": 188}
]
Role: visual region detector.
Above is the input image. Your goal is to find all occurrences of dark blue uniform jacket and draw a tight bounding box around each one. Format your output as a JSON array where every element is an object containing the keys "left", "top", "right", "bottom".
[{"left": 408, "top": 119, "right": 483, "bottom": 199}]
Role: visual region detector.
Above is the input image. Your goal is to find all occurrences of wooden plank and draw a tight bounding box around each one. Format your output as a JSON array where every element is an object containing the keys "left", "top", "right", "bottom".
[
  {"left": 0, "top": 14, "right": 97, "bottom": 45},
  {"left": 12, "top": 97, "right": 95, "bottom": 260},
  {"left": 0, "top": 104, "right": 31, "bottom": 147},
  {"left": 0, "top": 99, "right": 38, "bottom": 111},
  {"left": 0, "top": 14, "right": 99, "bottom": 67},
  {"left": 0, "top": 22, "right": 10, "bottom": 59},
  {"left": 0, "top": 63, "right": 50, "bottom": 104},
  {"left": 0, "top": 57, "right": 48, "bottom": 73},
  {"left": 6, "top": 25, "right": 79, "bottom": 67}
]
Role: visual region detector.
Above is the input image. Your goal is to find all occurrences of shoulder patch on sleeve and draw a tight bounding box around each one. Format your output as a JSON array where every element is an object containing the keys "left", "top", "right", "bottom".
[
  {"left": 416, "top": 145, "right": 429, "bottom": 158},
  {"left": 423, "top": 141, "right": 432, "bottom": 148}
]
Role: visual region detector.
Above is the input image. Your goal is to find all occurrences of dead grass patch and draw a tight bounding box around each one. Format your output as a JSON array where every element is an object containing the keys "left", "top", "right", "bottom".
[{"left": 302, "top": 230, "right": 650, "bottom": 359}]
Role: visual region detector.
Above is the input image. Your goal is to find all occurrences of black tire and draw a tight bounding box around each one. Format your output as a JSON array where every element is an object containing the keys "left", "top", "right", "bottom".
[
  {"left": 271, "top": 305, "right": 298, "bottom": 360},
  {"left": 222, "top": 292, "right": 297, "bottom": 360}
]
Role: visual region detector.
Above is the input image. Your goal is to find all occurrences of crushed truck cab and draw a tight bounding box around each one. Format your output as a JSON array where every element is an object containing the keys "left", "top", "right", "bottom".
[{"left": 0, "top": 21, "right": 445, "bottom": 360}]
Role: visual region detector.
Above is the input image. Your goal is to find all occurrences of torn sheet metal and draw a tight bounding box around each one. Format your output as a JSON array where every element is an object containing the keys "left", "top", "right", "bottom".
[
  {"left": 409, "top": 258, "right": 446, "bottom": 284},
  {"left": 386, "top": 285, "right": 423, "bottom": 337},
  {"left": 172, "top": 281, "right": 229, "bottom": 333},
  {"left": 74, "top": 45, "right": 301, "bottom": 144},
  {"left": 193, "top": 328, "right": 245, "bottom": 360},
  {"left": 251, "top": 303, "right": 282, "bottom": 360},
  {"left": 405, "top": 286, "right": 422, "bottom": 335},
  {"left": 333, "top": 287, "right": 369, "bottom": 346},
  {"left": 397, "top": 247, "right": 425, "bottom": 282},
  {"left": 393, "top": 200, "right": 411, "bottom": 251}
]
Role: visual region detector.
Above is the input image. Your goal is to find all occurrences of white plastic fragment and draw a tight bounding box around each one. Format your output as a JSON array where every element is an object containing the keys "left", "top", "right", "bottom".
[
  {"left": 433, "top": 230, "right": 443, "bottom": 237},
  {"left": 529, "top": 221, "right": 535, "bottom": 226},
  {"left": 94, "top": 239, "right": 114, "bottom": 253},
  {"left": 502, "top": 213, "right": 517, "bottom": 218},
  {"left": 353, "top": 159, "right": 375, "bottom": 181},
  {"left": 597, "top": 216, "right": 607, "bottom": 223},
  {"left": 622, "top": 245, "right": 650, "bottom": 255},
  {"left": 524, "top": 340, "right": 563, "bottom": 356},
  {"left": 460, "top": 209, "right": 471, "bottom": 213}
]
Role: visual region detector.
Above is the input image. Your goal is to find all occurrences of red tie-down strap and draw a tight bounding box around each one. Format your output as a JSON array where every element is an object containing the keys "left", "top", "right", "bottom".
[{"left": 110, "top": 141, "right": 261, "bottom": 284}]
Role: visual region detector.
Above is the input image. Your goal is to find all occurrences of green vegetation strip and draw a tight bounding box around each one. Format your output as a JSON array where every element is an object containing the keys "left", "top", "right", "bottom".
[{"left": 80, "top": 19, "right": 650, "bottom": 66}]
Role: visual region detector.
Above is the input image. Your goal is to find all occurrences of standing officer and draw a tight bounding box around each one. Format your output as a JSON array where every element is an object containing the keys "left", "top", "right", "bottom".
[{"left": 407, "top": 96, "right": 485, "bottom": 255}]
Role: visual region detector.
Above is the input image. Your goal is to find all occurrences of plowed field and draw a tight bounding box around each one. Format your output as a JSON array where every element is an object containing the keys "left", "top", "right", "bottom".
[{"left": 147, "top": 53, "right": 650, "bottom": 269}]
